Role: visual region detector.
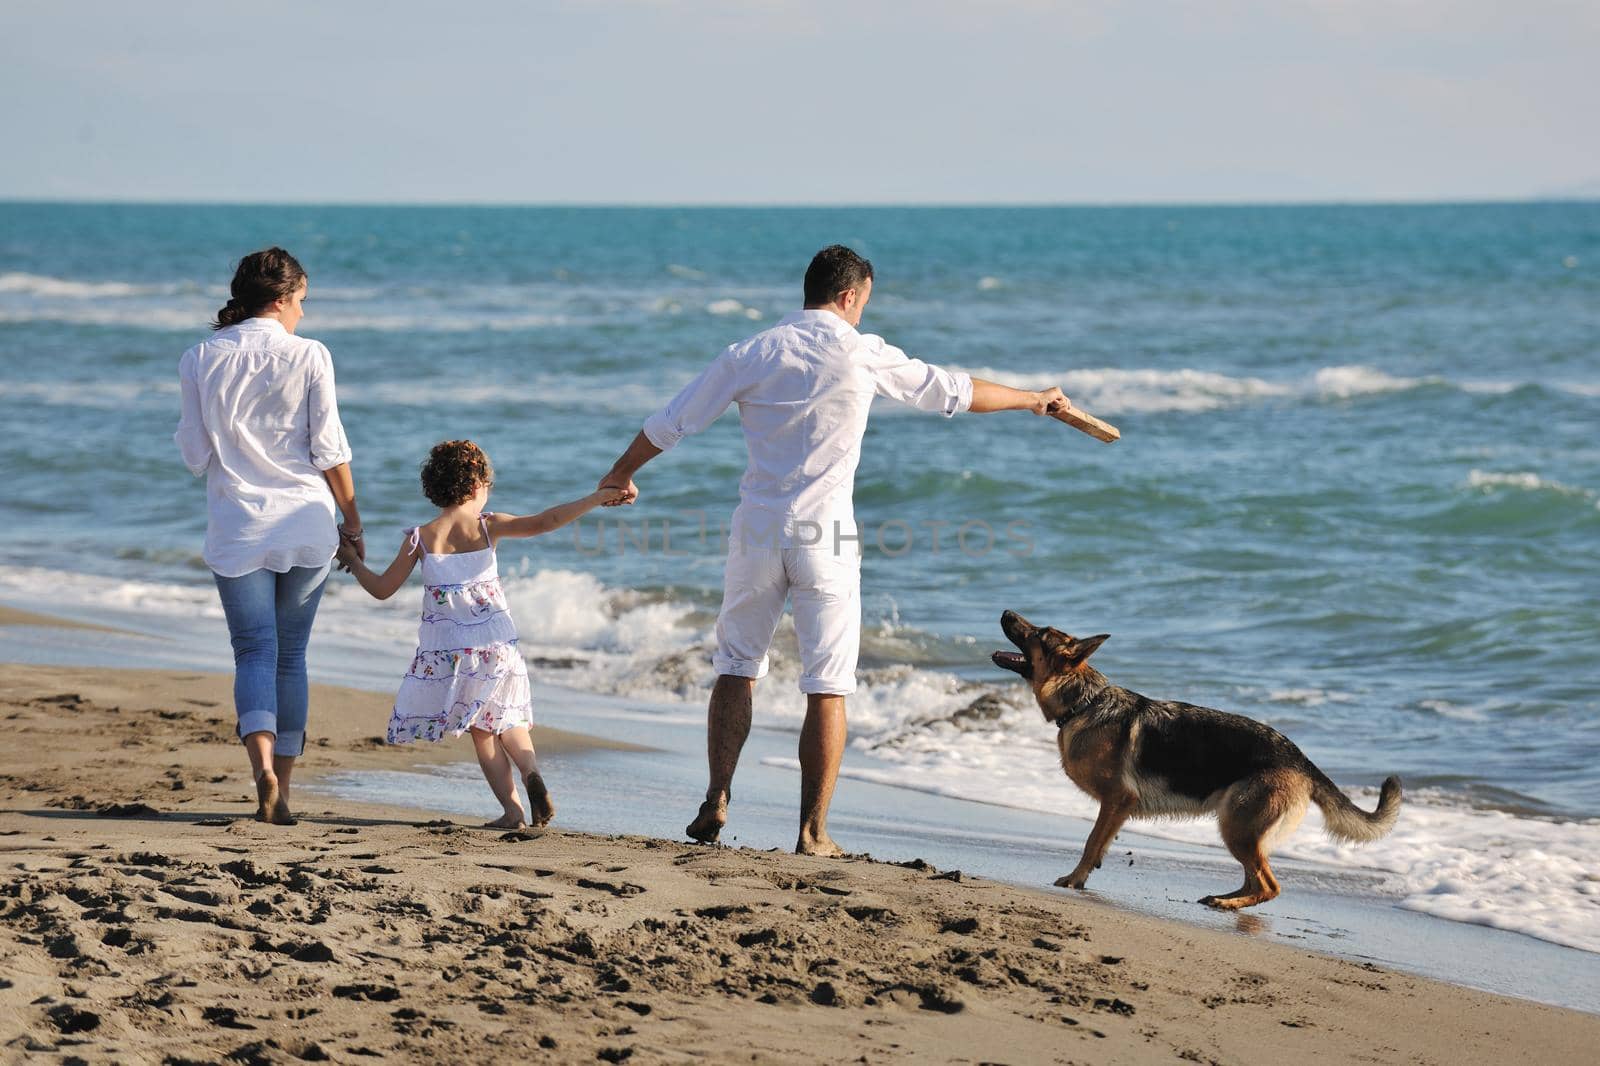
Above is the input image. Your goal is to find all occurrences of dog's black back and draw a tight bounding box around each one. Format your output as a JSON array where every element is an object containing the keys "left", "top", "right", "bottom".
[{"left": 1071, "top": 674, "right": 1323, "bottom": 803}]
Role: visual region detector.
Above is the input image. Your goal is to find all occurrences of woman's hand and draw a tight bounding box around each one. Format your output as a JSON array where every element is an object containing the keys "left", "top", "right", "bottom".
[
  {"left": 337, "top": 523, "right": 365, "bottom": 566},
  {"left": 334, "top": 536, "right": 360, "bottom": 572}
]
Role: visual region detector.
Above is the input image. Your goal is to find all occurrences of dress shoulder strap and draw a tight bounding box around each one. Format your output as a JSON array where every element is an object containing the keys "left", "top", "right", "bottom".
[
  {"left": 479, "top": 514, "right": 495, "bottom": 552},
  {"left": 405, "top": 527, "right": 425, "bottom": 557}
]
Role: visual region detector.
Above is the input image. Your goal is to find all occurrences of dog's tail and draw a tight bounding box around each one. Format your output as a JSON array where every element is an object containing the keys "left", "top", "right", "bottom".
[{"left": 1310, "top": 772, "right": 1402, "bottom": 843}]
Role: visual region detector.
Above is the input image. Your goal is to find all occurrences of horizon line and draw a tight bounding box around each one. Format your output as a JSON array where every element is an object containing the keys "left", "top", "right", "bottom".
[{"left": 1, "top": 194, "right": 1596, "bottom": 211}]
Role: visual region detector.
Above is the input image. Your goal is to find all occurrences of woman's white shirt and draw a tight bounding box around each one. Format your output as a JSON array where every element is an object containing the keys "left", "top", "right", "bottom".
[{"left": 175, "top": 318, "right": 352, "bottom": 577}]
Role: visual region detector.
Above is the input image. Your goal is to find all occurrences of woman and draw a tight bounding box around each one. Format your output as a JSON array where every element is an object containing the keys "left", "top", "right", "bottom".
[{"left": 175, "top": 247, "right": 364, "bottom": 824}]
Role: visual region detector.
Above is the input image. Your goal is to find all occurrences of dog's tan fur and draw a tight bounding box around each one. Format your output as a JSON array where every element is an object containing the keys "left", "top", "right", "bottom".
[{"left": 995, "top": 611, "right": 1401, "bottom": 909}]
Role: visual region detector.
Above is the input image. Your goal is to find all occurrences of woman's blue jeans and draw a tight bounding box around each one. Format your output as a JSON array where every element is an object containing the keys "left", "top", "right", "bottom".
[{"left": 212, "top": 564, "right": 329, "bottom": 758}]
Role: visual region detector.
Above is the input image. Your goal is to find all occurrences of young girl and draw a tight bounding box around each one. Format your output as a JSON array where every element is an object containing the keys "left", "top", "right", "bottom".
[{"left": 336, "top": 440, "right": 624, "bottom": 829}]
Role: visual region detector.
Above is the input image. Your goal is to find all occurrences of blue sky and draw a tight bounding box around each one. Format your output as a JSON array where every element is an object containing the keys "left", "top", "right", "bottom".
[{"left": 2, "top": 0, "right": 1595, "bottom": 204}]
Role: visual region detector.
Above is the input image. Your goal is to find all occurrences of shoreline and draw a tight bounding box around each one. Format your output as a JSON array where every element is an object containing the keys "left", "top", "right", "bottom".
[
  {"left": 5, "top": 589, "right": 1600, "bottom": 998},
  {"left": 0, "top": 604, "right": 133, "bottom": 636},
  {"left": 2, "top": 662, "right": 1598, "bottom": 1062}
]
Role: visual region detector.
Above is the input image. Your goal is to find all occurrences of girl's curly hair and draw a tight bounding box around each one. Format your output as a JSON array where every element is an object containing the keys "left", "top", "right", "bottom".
[{"left": 420, "top": 440, "right": 493, "bottom": 508}]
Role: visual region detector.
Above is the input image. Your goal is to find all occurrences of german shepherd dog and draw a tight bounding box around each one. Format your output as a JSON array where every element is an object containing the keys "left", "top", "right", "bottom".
[{"left": 992, "top": 611, "right": 1401, "bottom": 909}]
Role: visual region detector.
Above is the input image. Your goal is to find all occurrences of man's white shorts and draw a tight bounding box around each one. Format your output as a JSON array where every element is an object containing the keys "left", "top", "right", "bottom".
[{"left": 712, "top": 542, "right": 861, "bottom": 695}]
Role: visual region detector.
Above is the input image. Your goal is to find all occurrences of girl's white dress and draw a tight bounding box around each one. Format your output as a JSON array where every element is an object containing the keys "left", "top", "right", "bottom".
[{"left": 387, "top": 518, "right": 533, "bottom": 744}]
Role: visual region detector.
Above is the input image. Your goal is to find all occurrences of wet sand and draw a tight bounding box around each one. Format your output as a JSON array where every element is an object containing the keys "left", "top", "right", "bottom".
[{"left": 1, "top": 663, "right": 1596, "bottom": 1063}]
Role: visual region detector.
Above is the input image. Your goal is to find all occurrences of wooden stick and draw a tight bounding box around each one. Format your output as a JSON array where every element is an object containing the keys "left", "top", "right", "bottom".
[{"left": 1049, "top": 402, "right": 1121, "bottom": 443}]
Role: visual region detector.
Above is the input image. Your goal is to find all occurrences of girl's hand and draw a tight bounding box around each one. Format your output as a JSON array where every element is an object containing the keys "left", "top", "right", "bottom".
[
  {"left": 334, "top": 538, "right": 360, "bottom": 571},
  {"left": 597, "top": 475, "right": 638, "bottom": 506},
  {"left": 595, "top": 485, "right": 631, "bottom": 506}
]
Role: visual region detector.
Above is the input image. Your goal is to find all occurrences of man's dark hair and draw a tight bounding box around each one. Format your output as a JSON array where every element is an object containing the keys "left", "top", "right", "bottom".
[{"left": 803, "top": 245, "right": 873, "bottom": 306}]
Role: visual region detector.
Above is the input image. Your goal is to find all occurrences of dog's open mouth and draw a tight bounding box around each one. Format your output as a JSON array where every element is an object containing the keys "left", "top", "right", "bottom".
[{"left": 991, "top": 650, "right": 1031, "bottom": 679}]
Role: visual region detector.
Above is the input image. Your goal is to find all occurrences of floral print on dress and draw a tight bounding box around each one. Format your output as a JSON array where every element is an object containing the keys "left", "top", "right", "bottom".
[{"left": 386, "top": 528, "right": 533, "bottom": 745}]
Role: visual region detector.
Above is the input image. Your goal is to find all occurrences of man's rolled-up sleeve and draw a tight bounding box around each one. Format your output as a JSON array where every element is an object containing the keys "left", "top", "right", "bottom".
[
  {"left": 642, "top": 348, "right": 742, "bottom": 450},
  {"left": 307, "top": 344, "right": 353, "bottom": 470},
  {"left": 864, "top": 335, "right": 973, "bottom": 416},
  {"left": 174, "top": 350, "right": 213, "bottom": 476}
]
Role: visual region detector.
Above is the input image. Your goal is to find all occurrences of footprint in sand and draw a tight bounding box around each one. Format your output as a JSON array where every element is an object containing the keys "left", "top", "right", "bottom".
[
  {"left": 735, "top": 928, "right": 779, "bottom": 948},
  {"left": 575, "top": 878, "right": 645, "bottom": 898},
  {"left": 154, "top": 905, "right": 252, "bottom": 930},
  {"left": 218, "top": 859, "right": 283, "bottom": 888},
  {"left": 203, "top": 1005, "right": 256, "bottom": 1030},
  {"left": 47, "top": 1005, "right": 100, "bottom": 1035},
  {"left": 332, "top": 982, "right": 401, "bottom": 1002}
]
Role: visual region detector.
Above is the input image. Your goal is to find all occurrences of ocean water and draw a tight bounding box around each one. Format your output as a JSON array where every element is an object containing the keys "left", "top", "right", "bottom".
[{"left": 1, "top": 201, "right": 1597, "bottom": 955}]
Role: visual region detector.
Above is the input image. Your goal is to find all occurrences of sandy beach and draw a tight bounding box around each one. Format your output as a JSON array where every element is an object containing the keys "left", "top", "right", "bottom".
[{"left": 2, "top": 660, "right": 1596, "bottom": 1064}]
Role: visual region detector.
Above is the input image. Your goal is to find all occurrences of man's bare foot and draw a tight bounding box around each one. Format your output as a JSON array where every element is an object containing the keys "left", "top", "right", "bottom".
[
  {"left": 526, "top": 771, "right": 555, "bottom": 828},
  {"left": 686, "top": 796, "right": 727, "bottom": 843},
  {"left": 796, "top": 832, "right": 844, "bottom": 857},
  {"left": 485, "top": 811, "right": 525, "bottom": 830}
]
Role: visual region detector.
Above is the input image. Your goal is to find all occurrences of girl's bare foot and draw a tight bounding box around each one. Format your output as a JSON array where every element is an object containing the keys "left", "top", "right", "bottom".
[
  {"left": 484, "top": 811, "right": 525, "bottom": 830},
  {"left": 526, "top": 771, "right": 555, "bottom": 827}
]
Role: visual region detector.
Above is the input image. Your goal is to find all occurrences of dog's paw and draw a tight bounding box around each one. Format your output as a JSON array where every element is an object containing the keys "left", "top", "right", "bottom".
[
  {"left": 1054, "top": 872, "right": 1089, "bottom": 890},
  {"left": 1199, "top": 894, "right": 1245, "bottom": 910}
]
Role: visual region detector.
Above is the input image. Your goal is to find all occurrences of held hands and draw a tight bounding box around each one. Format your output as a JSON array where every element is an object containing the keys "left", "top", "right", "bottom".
[
  {"left": 1031, "top": 387, "right": 1070, "bottom": 417},
  {"left": 597, "top": 476, "right": 638, "bottom": 506},
  {"left": 336, "top": 523, "right": 365, "bottom": 571},
  {"left": 334, "top": 537, "right": 361, "bottom": 572}
]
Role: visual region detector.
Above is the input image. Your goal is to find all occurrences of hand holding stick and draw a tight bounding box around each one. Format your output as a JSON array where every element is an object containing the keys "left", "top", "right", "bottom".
[{"left": 1047, "top": 398, "right": 1120, "bottom": 443}]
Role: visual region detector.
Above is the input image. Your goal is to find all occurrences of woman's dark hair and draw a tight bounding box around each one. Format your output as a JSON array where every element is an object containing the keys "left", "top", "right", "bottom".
[
  {"left": 803, "top": 244, "right": 874, "bottom": 306},
  {"left": 213, "top": 247, "right": 307, "bottom": 330},
  {"left": 421, "top": 440, "right": 494, "bottom": 508}
]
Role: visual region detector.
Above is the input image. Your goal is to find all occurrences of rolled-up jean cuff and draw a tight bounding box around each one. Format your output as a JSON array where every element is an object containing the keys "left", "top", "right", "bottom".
[
  {"left": 712, "top": 654, "right": 769, "bottom": 680},
  {"left": 237, "top": 710, "right": 277, "bottom": 742},
  {"left": 274, "top": 729, "right": 306, "bottom": 758},
  {"left": 799, "top": 676, "right": 856, "bottom": 696}
]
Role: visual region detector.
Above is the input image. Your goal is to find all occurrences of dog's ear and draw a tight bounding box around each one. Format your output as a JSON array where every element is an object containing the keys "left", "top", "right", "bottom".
[{"left": 1067, "top": 634, "right": 1109, "bottom": 664}]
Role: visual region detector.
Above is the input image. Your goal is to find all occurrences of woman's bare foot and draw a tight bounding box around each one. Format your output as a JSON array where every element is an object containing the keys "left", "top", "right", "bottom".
[
  {"left": 525, "top": 771, "right": 555, "bottom": 827},
  {"left": 484, "top": 811, "right": 525, "bottom": 830},
  {"left": 686, "top": 796, "right": 727, "bottom": 843},
  {"left": 253, "top": 773, "right": 296, "bottom": 824},
  {"left": 254, "top": 771, "right": 280, "bottom": 823}
]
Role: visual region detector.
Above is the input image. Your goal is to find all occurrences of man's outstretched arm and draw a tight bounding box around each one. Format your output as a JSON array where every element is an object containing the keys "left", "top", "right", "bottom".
[
  {"left": 969, "top": 378, "right": 1069, "bottom": 415},
  {"left": 598, "top": 431, "right": 662, "bottom": 504},
  {"left": 866, "top": 339, "right": 1066, "bottom": 417}
]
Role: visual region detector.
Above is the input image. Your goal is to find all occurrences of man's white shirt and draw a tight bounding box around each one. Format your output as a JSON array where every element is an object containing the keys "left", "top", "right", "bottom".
[{"left": 642, "top": 309, "right": 973, "bottom": 546}]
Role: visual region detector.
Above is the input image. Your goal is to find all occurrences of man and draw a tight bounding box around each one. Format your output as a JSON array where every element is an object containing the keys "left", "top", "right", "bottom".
[{"left": 599, "top": 245, "right": 1068, "bottom": 855}]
